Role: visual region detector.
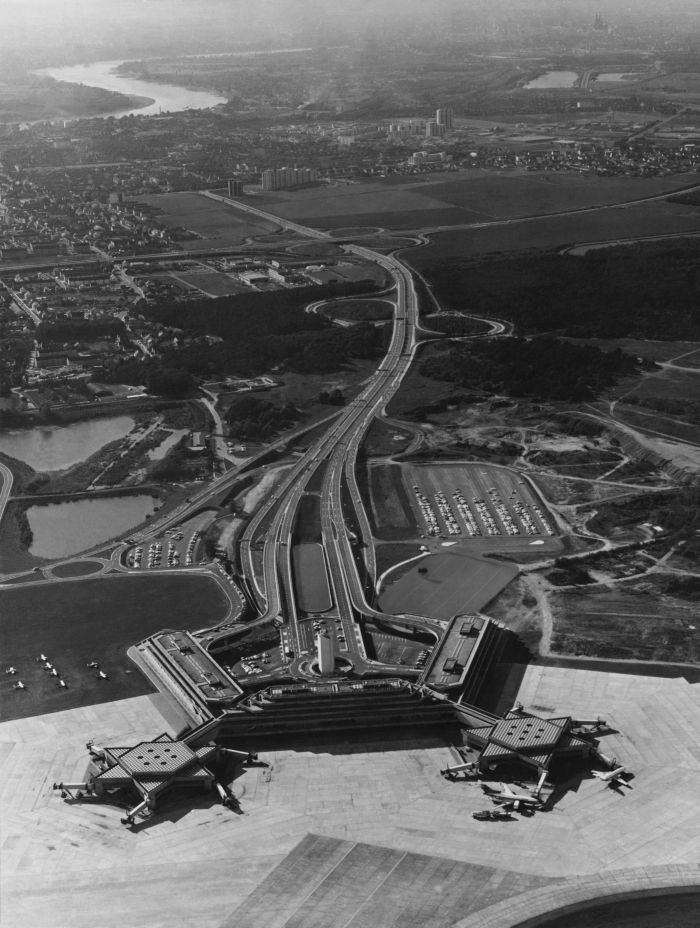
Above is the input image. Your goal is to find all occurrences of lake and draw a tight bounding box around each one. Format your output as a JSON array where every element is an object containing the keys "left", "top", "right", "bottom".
[
  {"left": 1, "top": 416, "right": 135, "bottom": 472},
  {"left": 27, "top": 494, "right": 158, "bottom": 559},
  {"left": 524, "top": 70, "right": 579, "bottom": 89}
]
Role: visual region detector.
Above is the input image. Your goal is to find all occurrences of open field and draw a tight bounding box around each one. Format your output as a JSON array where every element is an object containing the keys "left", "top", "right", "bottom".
[
  {"left": 294, "top": 493, "right": 323, "bottom": 544},
  {"left": 549, "top": 588, "right": 699, "bottom": 663},
  {"left": 361, "top": 418, "right": 414, "bottom": 456},
  {"left": 671, "top": 348, "right": 700, "bottom": 369},
  {"left": 615, "top": 366, "right": 700, "bottom": 405},
  {"left": 170, "top": 267, "right": 249, "bottom": 296},
  {"left": 375, "top": 542, "right": 424, "bottom": 578},
  {"left": 50, "top": 560, "right": 104, "bottom": 578},
  {"left": 572, "top": 338, "right": 700, "bottom": 364},
  {"left": 613, "top": 403, "right": 700, "bottom": 445},
  {"left": 255, "top": 180, "right": 487, "bottom": 227},
  {"left": 318, "top": 298, "right": 394, "bottom": 323},
  {"left": 255, "top": 171, "right": 700, "bottom": 233},
  {"left": 378, "top": 551, "right": 517, "bottom": 619},
  {"left": 367, "top": 463, "right": 415, "bottom": 538},
  {"left": 135, "top": 192, "right": 279, "bottom": 246},
  {"left": 0, "top": 573, "right": 229, "bottom": 721},
  {"left": 527, "top": 448, "right": 623, "bottom": 479},
  {"left": 406, "top": 199, "right": 700, "bottom": 263}
]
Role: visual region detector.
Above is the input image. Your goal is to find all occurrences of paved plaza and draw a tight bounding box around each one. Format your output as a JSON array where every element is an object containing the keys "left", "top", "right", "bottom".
[{"left": 1, "top": 666, "right": 699, "bottom": 927}]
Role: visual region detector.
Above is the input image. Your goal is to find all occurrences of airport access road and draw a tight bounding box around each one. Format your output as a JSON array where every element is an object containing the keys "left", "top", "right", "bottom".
[
  {"left": 229, "top": 244, "right": 444, "bottom": 674},
  {"left": 0, "top": 461, "right": 14, "bottom": 531},
  {"left": 188, "top": 193, "right": 447, "bottom": 674}
]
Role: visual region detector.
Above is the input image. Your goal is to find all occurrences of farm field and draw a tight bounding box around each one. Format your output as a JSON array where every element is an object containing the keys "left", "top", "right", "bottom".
[
  {"left": 255, "top": 171, "right": 700, "bottom": 234},
  {"left": 0, "top": 573, "right": 229, "bottom": 721},
  {"left": 378, "top": 551, "right": 517, "bottom": 620},
  {"left": 135, "top": 191, "right": 279, "bottom": 246},
  {"left": 549, "top": 588, "right": 699, "bottom": 663},
  {"left": 406, "top": 199, "right": 700, "bottom": 263},
  {"left": 255, "top": 181, "right": 487, "bottom": 227}
]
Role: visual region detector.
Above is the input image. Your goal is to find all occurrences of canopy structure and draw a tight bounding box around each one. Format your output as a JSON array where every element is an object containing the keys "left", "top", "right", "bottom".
[
  {"left": 52, "top": 732, "right": 249, "bottom": 825},
  {"left": 464, "top": 709, "right": 593, "bottom": 774}
]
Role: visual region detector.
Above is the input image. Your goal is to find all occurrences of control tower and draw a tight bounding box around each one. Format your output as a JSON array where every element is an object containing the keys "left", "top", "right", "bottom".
[{"left": 316, "top": 632, "right": 335, "bottom": 676}]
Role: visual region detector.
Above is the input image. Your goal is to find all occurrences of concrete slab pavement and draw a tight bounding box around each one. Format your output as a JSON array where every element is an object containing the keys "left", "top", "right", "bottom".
[{"left": 1, "top": 667, "right": 699, "bottom": 927}]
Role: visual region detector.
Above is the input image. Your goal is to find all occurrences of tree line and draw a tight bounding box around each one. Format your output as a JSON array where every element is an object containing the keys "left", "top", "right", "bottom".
[
  {"left": 418, "top": 242, "right": 700, "bottom": 340},
  {"left": 420, "top": 336, "right": 638, "bottom": 402}
]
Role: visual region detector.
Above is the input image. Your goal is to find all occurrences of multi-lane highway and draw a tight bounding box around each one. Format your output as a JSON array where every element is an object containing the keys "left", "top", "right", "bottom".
[{"left": 198, "top": 196, "right": 441, "bottom": 675}]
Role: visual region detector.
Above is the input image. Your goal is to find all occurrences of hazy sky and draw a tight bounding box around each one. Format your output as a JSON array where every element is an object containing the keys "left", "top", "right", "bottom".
[{"left": 1, "top": 0, "right": 699, "bottom": 56}]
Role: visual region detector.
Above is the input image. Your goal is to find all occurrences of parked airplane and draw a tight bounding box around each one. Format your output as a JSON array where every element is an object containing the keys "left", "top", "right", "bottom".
[
  {"left": 5, "top": 667, "right": 17, "bottom": 675},
  {"left": 98, "top": 671, "right": 108, "bottom": 680},
  {"left": 482, "top": 783, "right": 544, "bottom": 811},
  {"left": 591, "top": 766, "right": 631, "bottom": 788},
  {"left": 441, "top": 760, "right": 478, "bottom": 779},
  {"left": 13, "top": 681, "right": 25, "bottom": 690},
  {"left": 59, "top": 679, "right": 67, "bottom": 688},
  {"left": 86, "top": 661, "right": 100, "bottom": 669}
]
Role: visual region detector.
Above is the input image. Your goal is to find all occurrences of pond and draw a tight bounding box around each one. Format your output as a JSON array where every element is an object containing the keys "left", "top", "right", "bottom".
[
  {"left": 524, "top": 70, "right": 579, "bottom": 89},
  {"left": 1, "top": 416, "right": 135, "bottom": 472},
  {"left": 27, "top": 494, "right": 158, "bottom": 559}
]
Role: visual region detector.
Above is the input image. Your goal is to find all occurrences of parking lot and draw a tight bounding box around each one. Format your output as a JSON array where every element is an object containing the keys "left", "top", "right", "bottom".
[
  {"left": 124, "top": 512, "right": 214, "bottom": 570},
  {"left": 297, "top": 615, "right": 350, "bottom": 656},
  {"left": 404, "top": 463, "right": 556, "bottom": 545}
]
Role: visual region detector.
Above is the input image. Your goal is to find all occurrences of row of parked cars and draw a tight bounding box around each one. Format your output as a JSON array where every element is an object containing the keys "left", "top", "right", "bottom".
[
  {"left": 415, "top": 648, "right": 431, "bottom": 669},
  {"left": 487, "top": 487, "right": 521, "bottom": 536},
  {"left": 413, "top": 486, "right": 442, "bottom": 536},
  {"left": 434, "top": 491, "right": 462, "bottom": 536}
]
